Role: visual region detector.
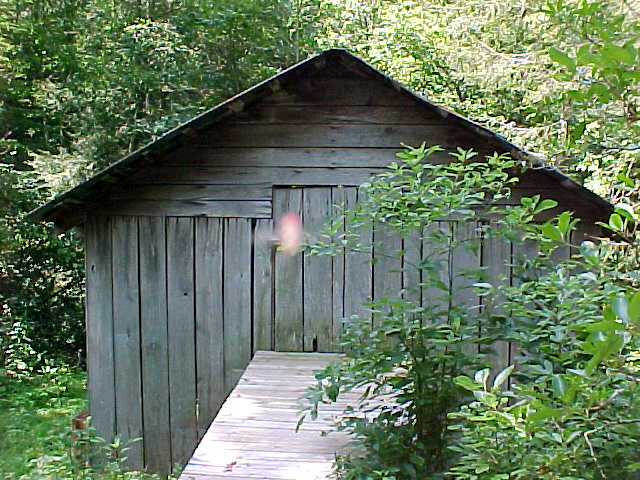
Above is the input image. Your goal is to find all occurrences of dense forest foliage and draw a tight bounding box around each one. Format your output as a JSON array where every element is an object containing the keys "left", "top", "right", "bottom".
[
  {"left": 1, "top": 0, "right": 639, "bottom": 478},
  {"left": 1, "top": 0, "right": 639, "bottom": 368}
]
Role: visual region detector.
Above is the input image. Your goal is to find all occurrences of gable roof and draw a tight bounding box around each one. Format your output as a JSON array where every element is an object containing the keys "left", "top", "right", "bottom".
[{"left": 29, "top": 48, "right": 612, "bottom": 228}]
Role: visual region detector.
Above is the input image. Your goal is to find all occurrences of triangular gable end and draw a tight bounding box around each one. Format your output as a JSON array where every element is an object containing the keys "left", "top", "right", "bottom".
[{"left": 28, "top": 49, "right": 612, "bottom": 229}]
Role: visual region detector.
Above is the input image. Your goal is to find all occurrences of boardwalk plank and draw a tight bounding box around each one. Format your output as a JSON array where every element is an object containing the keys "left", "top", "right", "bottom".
[{"left": 178, "top": 352, "right": 357, "bottom": 480}]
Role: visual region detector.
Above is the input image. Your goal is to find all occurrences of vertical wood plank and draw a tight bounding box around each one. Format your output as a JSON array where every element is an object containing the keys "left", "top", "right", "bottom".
[
  {"left": 451, "top": 221, "right": 481, "bottom": 358},
  {"left": 510, "top": 237, "right": 539, "bottom": 377},
  {"left": 343, "top": 188, "right": 373, "bottom": 324},
  {"left": 422, "top": 222, "right": 451, "bottom": 321},
  {"left": 166, "top": 217, "right": 197, "bottom": 467},
  {"left": 139, "top": 216, "right": 171, "bottom": 474},
  {"left": 373, "top": 224, "right": 402, "bottom": 326},
  {"left": 111, "top": 216, "right": 143, "bottom": 470},
  {"left": 223, "top": 218, "right": 253, "bottom": 390},
  {"left": 303, "top": 188, "right": 334, "bottom": 352},
  {"left": 253, "top": 219, "right": 274, "bottom": 352},
  {"left": 402, "top": 229, "right": 422, "bottom": 305},
  {"left": 195, "top": 218, "right": 224, "bottom": 440},
  {"left": 482, "top": 224, "right": 511, "bottom": 380},
  {"left": 85, "top": 216, "right": 116, "bottom": 447},
  {"left": 331, "top": 187, "right": 349, "bottom": 352},
  {"left": 274, "top": 188, "right": 304, "bottom": 351}
]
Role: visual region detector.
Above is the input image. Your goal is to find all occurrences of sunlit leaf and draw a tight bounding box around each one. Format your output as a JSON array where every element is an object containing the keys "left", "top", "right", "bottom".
[{"left": 549, "top": 47, "right": 576, "bottom": 73}]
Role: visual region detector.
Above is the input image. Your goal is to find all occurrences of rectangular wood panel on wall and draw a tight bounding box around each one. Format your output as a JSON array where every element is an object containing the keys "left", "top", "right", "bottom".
[
  {"left": 129, "top": 166, "right": 383, "bottom": 187},
  {"left": 260, "top": 77, "right": 415, "bottom": 106},
  {"left": 510, "top": 236, "right": 540, "bottom": 379},
  {"left": 166, "top": 217, "right": 197, "bottom": 466},
  {"left": 372, "top": 224, "right": 402, "bottom": 327},
  {"left": 202, "top": 124, "right": 477, "bottom": 149},
  {"left": 274, "top": 188, "right": 304, "bottom": 351},
  {"left": 85, "top": 216, "right": 116, "bottom": 448},
  {"left": 482, "top": 223, "right": 511, "bottom": 380},
  {"left": 111, "top": 216, "right": 143, "bottom": 470},
  {"left": 343, "top": 188, "right": 372, "bottom": 324},
  {"left": 139, "top": 216, "right": 171, "bottom": 474},
  {"left": 422, "top": 222, "right": 452, "bottom": 316},
  {"left": 223, "top": 218, "right": 253, "bottom": 392},
  {"left": 195, "top": 218, "right": 224, "bottom": 439},
  {"left": 253, "top": 219, "right": 274, "bottom": 352},
  {"left": 402, "top": 229, "right": 423, "bottom": 306},
  {"left": 331, "top": 187, "right": 349, "bottom": 352},
  {"left": 230, "top": 105, "right": 441, "bottom": 124},
  {"left": 451, "top": 221, "right": 482, "bottom": 358},
  {"left": 96, "top": 183, "right": 273, "bottom": 219},
  {"left": 302, "top": 188, "right": 334, "bottom": 352}
]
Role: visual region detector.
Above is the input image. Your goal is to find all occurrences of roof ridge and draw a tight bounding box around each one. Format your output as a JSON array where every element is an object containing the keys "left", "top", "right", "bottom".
[{"left": 28, "top": 49, "right": 612, "bottom": 226}]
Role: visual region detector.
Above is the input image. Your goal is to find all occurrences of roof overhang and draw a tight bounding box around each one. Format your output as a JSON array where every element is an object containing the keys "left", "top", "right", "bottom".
[{"left": 28, "top": 49, "right": 613, "bottom": 229}]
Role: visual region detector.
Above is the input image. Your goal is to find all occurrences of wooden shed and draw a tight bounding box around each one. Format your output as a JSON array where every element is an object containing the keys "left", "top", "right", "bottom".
[{"left": 30, "top": 49, "right": 612, "bottom": 474}]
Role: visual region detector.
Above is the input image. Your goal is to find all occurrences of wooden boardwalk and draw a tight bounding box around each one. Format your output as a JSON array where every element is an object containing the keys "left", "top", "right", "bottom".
[{"left": 179, "top": 351, "right": 359, "bottom": 480}]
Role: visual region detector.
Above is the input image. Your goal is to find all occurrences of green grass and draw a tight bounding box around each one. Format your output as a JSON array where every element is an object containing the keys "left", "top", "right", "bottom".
[
  {"left": 0, "top": 365, "right": 87, "bottom": 479},
  {"left": 0, "top": 366, "right": 170, "bottom": 479}
]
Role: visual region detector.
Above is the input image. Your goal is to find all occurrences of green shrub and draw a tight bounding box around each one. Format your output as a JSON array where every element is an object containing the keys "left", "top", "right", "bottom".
[
  {"left": 0, "top": 167, "right": 85, "bottom": 373},
  {"left": 448, "top": 231, "right": 640, "bottom": 479},
  {"left": 300, "top": 144, "right": 640, "bottom": 479},
  {"left": 299, "top": 144, "right": 525, "bottom": 478}
]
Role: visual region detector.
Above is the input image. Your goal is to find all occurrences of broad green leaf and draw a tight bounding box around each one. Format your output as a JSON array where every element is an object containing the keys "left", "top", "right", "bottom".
[
  {"left": 617, "top": 173, "right": 635, "bottom": 188},
  {"left": 472, "top": 282, "right": 493, "bottom": 296},
  {"left": 566, "top": 89, "right": 585, "bottom": 102},
  {"left": 569, "top": 121, "right": 587, "bottom": 141},
  {"left": 454, "top": 375, "right": 483, "bottom": 392},
  {"left": 609, "top": 213, "right": 624, "bottom": 232},
  {"left": 615, "top": 203, "right": 637, "bottom": 221},
  {"left": 537, "top": 198, "right": 558, "bottom": 212},
  {"left": 601, "top": 43, "right": 635, "bottom": 65},
  {"left": 588, "top": 83, "right": 612, "bottom": 103},
  {"left": 549, "top": 47, "right": 576, "bottom": 73},
  {"left": 520, "top": 196, "right": 534, "bottom": 208},
  {"left": 583, "top": 332, "right": 624, "bottom": 374},
  {"left": 566, "top": 430, "right": 583, "bottom": 445},
  {"left": 527, "top": 404, "right": 561, "bottom": 422},
  {"left": 557, "top": 211, "right": 572, "bottom": 235},
  {"left": 473, "top": 390, "right": 498, "bottom": 407},
  {"left": 577, "top": 44, "right": 598, "bottom": 64},
  {"left": 325, "top": 383, "right": 339, "bottom": 402},
  {"left": 541, "top": 223, "right": 563, "bottom": 242},
  {"left": 573, "top": 319, "right": 621, "bottom": 332}
]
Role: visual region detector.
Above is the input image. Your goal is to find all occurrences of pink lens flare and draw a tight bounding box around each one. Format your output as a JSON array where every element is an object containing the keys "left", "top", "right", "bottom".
[{"left": 276, "top": 212, "right": 303, "bottom": 256}]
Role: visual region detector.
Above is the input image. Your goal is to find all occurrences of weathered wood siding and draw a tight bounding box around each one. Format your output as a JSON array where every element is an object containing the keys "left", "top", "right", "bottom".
[
  {"left": 83, "top": 64, "right": 605, "bottom": 474},
  {"left": 86, "top": 209, "right": 585, "bottom": 471},
  {"left": 86, "top": 216, "right": 277, "bottom": 473}
]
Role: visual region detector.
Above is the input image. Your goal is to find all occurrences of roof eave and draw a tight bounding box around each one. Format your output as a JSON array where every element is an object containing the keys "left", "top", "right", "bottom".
[{"left": 28, "top": 48, "right": 614, "bottom": 226}]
